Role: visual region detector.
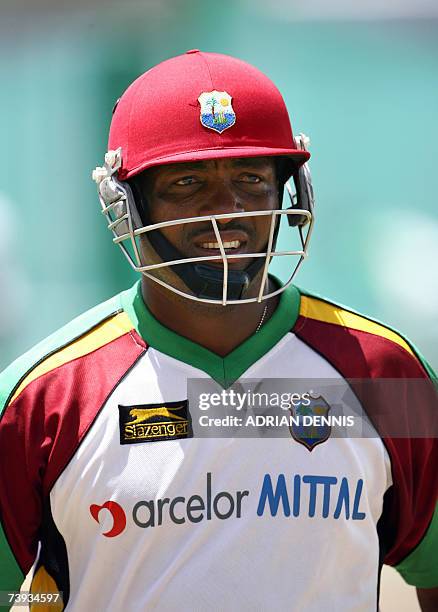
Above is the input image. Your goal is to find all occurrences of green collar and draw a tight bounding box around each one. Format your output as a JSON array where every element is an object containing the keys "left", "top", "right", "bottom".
[{"left": 121, "top": 278, "right": 301, "bottom": 388}]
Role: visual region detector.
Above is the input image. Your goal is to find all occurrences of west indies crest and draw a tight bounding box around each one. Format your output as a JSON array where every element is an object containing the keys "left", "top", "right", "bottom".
[
  {"left": 289, "top": 395, "right": 332, "bottom": 452},
  {"left": 198, "top": 90, "right": 236, "bottom": 133}
]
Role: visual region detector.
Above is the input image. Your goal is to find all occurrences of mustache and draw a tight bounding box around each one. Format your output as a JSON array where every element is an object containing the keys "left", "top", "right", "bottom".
[{"left": 185, "top": 221, "right": 256, "bottom": 241}]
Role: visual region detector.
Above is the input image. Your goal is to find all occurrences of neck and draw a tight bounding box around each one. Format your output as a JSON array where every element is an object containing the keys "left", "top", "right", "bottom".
[{"left": 141, "top": 276, "right": 279, "bottom": 357}]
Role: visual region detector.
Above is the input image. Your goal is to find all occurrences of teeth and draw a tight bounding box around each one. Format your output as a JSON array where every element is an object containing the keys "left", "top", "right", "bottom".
[{"left": 201, "top": 240, "right": 241, "bottom": 249}]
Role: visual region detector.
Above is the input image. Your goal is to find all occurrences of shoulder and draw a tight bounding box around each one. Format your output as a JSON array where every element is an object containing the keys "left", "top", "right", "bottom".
[
  {"left": 0, "top": 286, "right": 145, "bottom": 414},
  {"left": 293, "top": 287, "right": 434, "bottom": 379},
  {"left": 292, "top": 291, "right": 437, "bottom": 583}
]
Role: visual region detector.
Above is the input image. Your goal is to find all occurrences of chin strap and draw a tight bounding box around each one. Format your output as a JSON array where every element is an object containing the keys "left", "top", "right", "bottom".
[{"left": 147, "top": 228, "right": 265, "bottom": 300}]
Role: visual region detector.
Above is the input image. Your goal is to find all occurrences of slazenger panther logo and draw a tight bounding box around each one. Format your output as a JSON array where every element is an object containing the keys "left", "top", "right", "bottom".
[
  {"left": 89, "top": 501, "right": 127, "bottom": 537},
  {"left": 118, "top": 401, "right": 192, "bottom": 444},
  {"left": 128, "top": 407, "right": 186, "bottom": 424}
]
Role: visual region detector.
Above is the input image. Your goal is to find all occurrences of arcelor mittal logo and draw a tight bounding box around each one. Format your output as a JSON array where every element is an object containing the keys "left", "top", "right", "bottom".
[
  {"left": 90, "top": 473, "right": 366, "bottom": 538},
  {"left": 89, "top": 501, "right": 127, "bottom": 537}
]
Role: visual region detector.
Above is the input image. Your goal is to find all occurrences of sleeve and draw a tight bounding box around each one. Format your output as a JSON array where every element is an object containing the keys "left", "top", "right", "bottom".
[
  {"left": 292, "top": 295, "right": 438, "bottom": 586},
  {"left": 394, "top": 503, "right": 438, "bottom": 587},
  {"left": 381, "top": 434, "right": 438, "bottom": 587},
  {"left": 379, "top": 354, "right": 438, "bottom": 588},
  {"left": 0, "top": 312, "right": 145, "bottom": 597},
  {"left": 0, "top": 368, "right": 44, "bottom": 591}
]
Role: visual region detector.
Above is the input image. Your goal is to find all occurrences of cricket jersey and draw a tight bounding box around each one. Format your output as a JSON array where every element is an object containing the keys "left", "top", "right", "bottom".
[{"left": 0, "top": 279, "right": 437, "bottom": 611}]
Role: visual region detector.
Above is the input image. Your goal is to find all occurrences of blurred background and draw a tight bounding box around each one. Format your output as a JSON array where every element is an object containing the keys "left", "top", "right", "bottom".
[
  {"left": 1, "top": 2, "right": 437, "bottom": 607},
  {"left": 1, "top": 0, "right": 437, "bottom": 372}
]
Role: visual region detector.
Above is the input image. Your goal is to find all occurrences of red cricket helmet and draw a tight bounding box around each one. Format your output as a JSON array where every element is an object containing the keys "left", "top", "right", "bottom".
[
  {"left": 94, "top": 50, "right": 314, "bottom": 304},
  {"left": 108, "top": 49, "right": 310, "bottom": 181}
]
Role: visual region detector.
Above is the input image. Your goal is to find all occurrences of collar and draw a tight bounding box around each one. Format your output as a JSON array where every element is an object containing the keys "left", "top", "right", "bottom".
[{"left": 121, "top": 277, "right": 300, "bottom": 387}]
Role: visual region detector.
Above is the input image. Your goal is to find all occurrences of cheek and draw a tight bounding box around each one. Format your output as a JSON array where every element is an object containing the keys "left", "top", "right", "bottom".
[
  {"left": 147, "top": 200, "right": 182, "bottom": 247},
  {"left": 267, "top": 187, "right": 281, "bottom": 209},
  {"left": 148, "top": 199, "right": 169, "bottom": 225},
  {"left": 248, "top": 187, "right": 280, "bottom": 211},
  {"left": 149, "top": 197, "right": 199, "bottom": 224},
  {"left": 161, "top": 225, "right": 181, "bottom": 244},
  {"left": 254, "top": 191, "right": 280, "bottom": 223},
  {"left": 149, "top": 221, "right": 182, "bottom": 251},
  {"left": 254, "top": 217, "right": 273, "bottom": 242}
]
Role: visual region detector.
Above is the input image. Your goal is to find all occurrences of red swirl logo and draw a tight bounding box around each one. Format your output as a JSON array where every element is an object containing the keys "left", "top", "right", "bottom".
[{"left": 90, "top": 501, "right": 127, "bottom": 537}]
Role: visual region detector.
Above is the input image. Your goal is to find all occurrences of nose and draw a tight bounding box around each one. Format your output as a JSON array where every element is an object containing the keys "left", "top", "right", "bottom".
[{"left": 199, "top": 180, "right": 244, "bottom": 225}]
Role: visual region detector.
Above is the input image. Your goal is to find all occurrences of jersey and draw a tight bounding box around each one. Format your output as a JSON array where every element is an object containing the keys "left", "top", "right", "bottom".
[{"left": 0, "top": 279, "right": 437, "bottom": 611}]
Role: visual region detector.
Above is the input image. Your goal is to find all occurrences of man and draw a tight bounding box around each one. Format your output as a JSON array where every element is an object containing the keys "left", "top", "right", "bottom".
[{"left": 0, "top": 50, "right": 436, "bottom": 611}]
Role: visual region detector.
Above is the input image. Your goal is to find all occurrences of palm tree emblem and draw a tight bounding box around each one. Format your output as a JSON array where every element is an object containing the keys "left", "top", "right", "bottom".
[
  {"left": 205, "top": 95, "right": 218, "bottom": 120},
  {"left": 198, "top": 90, "right": 236, "bottom": 133}
]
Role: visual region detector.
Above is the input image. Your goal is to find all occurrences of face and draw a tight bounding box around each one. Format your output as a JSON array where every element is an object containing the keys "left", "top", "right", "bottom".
[{"left": 137, "top": 157, "right": 280, "bottom": 270}]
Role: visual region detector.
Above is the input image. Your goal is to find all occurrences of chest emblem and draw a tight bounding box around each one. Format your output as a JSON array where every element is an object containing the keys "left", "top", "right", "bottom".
[
  {"left": 198, "top": 90, "right": 236, "bottom": 133},
  {"left": 289, "top": 395, "right": 331, "bottom": 451},
  {"left": 119, "top": 401, "right": 191, "bottom": 444}
]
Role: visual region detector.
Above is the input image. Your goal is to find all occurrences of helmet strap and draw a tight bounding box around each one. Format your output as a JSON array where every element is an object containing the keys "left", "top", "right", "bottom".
[{"left": 146, "top": 228, "right": 265, "bottom": 300}]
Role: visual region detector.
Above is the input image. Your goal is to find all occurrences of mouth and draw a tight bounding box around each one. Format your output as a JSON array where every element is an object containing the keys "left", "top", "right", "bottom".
[
  {"left": 192, "top": 237, "right": 250, "bottom": 268},
  {"left": 192, "top": 231, "right": 250, "bottom": 257},
  {"left": 190, "top": 233, "right": 252, "bottom": 269},
  {"left": 199, "top": 239, "right": 243, "bottom": 252}
]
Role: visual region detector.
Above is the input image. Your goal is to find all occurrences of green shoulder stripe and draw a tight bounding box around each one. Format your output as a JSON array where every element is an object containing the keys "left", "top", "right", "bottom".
[
  {"left": 297, "top": 286, "right": 437, "bottom": 382},
  {"left": 395, "top": 502, "right": 438, "bottom": 588},
  {"left": 0, "top": 292, "right": 124, "bottom": 416}
]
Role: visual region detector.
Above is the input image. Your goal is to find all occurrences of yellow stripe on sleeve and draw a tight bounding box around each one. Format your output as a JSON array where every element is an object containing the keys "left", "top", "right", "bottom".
[
  {"left": 11, "top": 312, "right": 134, "bottom": 403},
  {"left": 30, "top": 566, "right": 64, "bottom": 612},
  {"left": 300, "top": 295, "right": 414, "bottom": 357}
]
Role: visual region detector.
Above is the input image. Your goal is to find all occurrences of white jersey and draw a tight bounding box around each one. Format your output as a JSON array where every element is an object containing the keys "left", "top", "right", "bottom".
[{"left": 0, "top": 280, "right": 437, "bottom": 611}]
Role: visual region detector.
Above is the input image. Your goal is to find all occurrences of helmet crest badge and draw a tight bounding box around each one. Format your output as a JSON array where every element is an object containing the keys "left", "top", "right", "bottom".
[{"left": 198, "top": 90, "right": 235, "bottom": 133}]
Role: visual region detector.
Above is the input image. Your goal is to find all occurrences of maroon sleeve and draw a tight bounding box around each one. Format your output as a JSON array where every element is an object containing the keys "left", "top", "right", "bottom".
[
  {"left": 0, "top": 332, "right": 145, "bottom": 574},
  {"left": 294, "top": 315, "right": 438, "bottom": 566}
]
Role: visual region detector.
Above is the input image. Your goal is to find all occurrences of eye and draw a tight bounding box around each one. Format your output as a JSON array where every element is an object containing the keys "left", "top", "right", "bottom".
[
  {"left": 175, "top": 176, "right": 199, "bottom": 186},
  {"left": 240, "top": 173, "right": 262, "bottom": 183}
]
